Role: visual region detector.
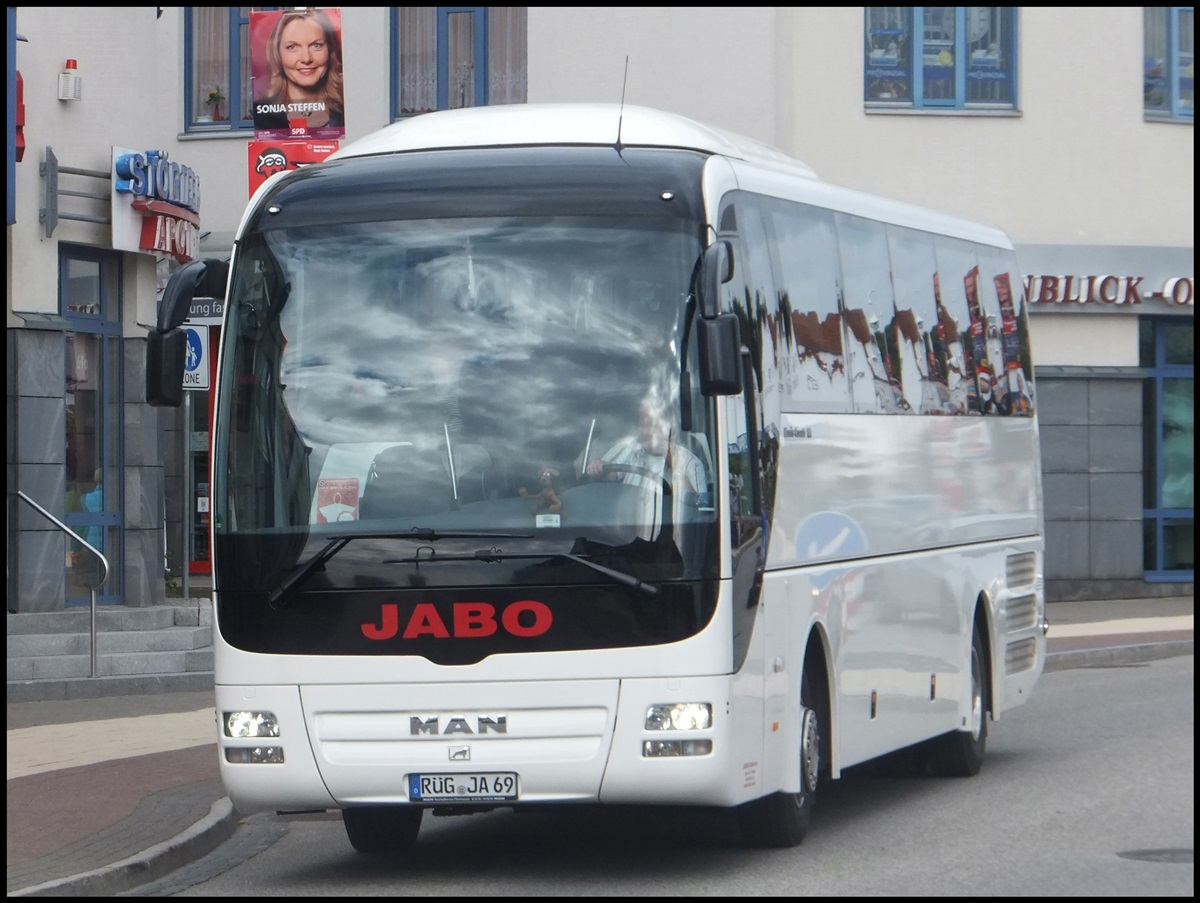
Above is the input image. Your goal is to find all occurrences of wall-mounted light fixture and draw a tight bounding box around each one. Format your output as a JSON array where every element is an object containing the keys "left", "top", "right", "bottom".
[{"left": 58, "top": 59, "right": 82, "bottom": 102}]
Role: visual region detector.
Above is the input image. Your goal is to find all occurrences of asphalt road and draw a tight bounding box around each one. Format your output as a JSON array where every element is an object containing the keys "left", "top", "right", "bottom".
[{"left": 136, "top": 655, "right": 1194, "bottom": 897}]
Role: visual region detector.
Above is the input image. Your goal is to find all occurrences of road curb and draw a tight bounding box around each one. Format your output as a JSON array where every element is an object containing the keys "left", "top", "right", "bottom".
[
  {"left": 1044, "top": 639, "right": 1194, "bottom": 672},
  {"left": 9, "top": 797, "right": 241, "bottom": 898}
]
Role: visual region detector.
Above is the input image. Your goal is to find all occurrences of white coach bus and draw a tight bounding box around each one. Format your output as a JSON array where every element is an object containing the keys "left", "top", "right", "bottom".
[{"left": 148, "top": 103, "right": 1047, "bottom": 852}]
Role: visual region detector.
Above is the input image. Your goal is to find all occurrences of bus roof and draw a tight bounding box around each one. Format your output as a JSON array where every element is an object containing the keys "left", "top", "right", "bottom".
[{"left": 331, "top": 103, "right": 818, "bottom": 179}]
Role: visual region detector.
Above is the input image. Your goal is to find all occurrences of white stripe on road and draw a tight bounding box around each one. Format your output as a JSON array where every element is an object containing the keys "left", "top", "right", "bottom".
[{"left": 1048, "top": 615, "right": 1192, "bottom": 638}]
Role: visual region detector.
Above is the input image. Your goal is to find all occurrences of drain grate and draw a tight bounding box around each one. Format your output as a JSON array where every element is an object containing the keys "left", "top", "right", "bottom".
[{"left": 1116, "top": 848, "right": 1193, "bottom": 864}]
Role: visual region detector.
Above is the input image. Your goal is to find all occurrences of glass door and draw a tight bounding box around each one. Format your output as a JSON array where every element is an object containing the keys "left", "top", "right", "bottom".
[{"left": 62, "top": 248, "right": 123, "bottom": 606}]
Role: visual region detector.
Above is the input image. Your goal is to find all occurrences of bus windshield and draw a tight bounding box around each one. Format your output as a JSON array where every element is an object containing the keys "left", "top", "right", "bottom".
[{"left": 213, "top": 211, "right": 718, "bottom": 597}]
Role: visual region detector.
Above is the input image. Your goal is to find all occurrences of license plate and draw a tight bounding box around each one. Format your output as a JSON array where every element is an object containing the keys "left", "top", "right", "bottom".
[{"left": 409, "top": 772, "right": 519, "bottom": 802}]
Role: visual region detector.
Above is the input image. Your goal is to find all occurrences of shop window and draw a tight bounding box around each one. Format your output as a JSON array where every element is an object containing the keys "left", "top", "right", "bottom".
[
  {"left": 1140, "top": 318, "right": 1194, "bottom": 580},
  {"left": 864, "top": 6, "right": 1017, "bottom": 110},
  {"left": 185, "top": 7, "right": 279, "bottom": 131},
  {"left": 391, "top": 7, "right": 526, "bottom": 117},
  {"left": 1145, "top": 7, "right": 1195, "bottom": 122}
]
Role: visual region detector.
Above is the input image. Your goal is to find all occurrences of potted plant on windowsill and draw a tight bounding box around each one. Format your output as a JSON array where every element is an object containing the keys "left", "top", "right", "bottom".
[{"left": 201, "top": 86, "right": 226, "bottom": 122}]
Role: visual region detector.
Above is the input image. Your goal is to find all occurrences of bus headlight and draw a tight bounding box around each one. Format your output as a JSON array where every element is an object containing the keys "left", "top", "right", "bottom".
[
  {"left": 224, "top": 710, "right": 281, "bottom": 738},
  {"left": 224, "top": 746, "right": 285, "bottom": 764},
  {"left": 643, "top": 739, "right": 713, "bottom": 757},
  {"left": 645, "top": 703, "right": 712, "bottom": 731}
]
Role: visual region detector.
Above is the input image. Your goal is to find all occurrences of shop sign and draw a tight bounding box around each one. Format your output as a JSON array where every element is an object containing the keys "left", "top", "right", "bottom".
[
  {"left": 1026, "top": 274, "right": 1193, "bottom": 307},
  {"left": 187, "top": 298, "right": 225, "bottom": 326},
  {"left": 112, "top": 147, "right": 201, "bottom": 264}
]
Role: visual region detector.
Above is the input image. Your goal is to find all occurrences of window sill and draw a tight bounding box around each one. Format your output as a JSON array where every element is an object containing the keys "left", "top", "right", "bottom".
[
  {"left": 864, "top": 106, "right": 1022, "bottom": 117},
  {"left": 177, "top": 126, "right": 256, "bottom": 141},
  {"left": 1142, "top": 114, "right": 1194, "bottom": 125}
]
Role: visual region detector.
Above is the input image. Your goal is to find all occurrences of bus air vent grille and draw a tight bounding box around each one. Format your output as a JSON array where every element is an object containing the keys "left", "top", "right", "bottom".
[
  {"left": 1006, "top": 593, "right": 1038, "bottom": 632},
  {"left": 1004, "top": 638, "right": 1037, "bottom": 675},
  {"left": 1005, "top": 552, "right": 1038, "bottom": 588}
]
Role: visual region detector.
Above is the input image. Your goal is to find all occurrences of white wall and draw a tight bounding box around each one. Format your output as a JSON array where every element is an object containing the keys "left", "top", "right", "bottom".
[
  {"left": 1030, "top": 315, "right": 1140, "bottom": 369},
  {"left": 8, "top": 9, "right": 171, "bottom": 329},
  {"left": 784, "top": 8, "right": 1195, "bottom": 248},
  {"left": 527, "top": 6, "right": 783, "bottom": 147}
]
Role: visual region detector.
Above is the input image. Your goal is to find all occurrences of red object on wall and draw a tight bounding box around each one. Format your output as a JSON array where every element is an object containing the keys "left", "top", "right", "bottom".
[
  {"left": 247, "top": 140, "right": 338, "bottom": 198},
  {"left": 15, "top": 71, "right": 26, "bottom": 162}
]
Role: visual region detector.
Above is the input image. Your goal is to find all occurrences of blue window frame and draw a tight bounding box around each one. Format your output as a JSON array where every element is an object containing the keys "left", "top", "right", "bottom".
[
  {"left": 1145, "top": 7, "right": 1195, "bottom": 121},
  {"left": 391, "top": 6, "right": 527, "bottom": 118},
  {"left": 184, "top": 7, "right": 278, "bottom": 132},
  {"left": 1140, "top": 318, "right": 1194, "bottom": 581},
  {"left": 864, "top": 7, "right": 1018, "bottom": 110}
]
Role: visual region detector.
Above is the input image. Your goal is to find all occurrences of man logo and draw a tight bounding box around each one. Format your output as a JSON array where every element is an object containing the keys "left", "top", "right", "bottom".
[
  {"left": 449, "top": 746, "right": 471, "bottom": 760},
  {"left": 410, "top": 715, "right": 507, "bottom": 736}
]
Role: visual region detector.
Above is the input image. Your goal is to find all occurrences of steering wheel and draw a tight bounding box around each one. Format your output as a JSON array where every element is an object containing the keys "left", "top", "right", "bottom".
[{"left": 596, "top": 462, "right": 672, "bottom": 494}]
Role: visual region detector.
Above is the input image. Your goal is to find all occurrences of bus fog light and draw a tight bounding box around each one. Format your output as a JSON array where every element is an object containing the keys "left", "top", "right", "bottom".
[
  {"left": 643, "top": 739, "right": 713, "bottom": 757},
  {"left": 225, "top": 746, "right": 285, "bottom": 764},
  {"left": 224, "top": 710, "right": 280, "bottom": 738},
  {"left": 645, "top": 703, "right": 712, "bottom": 731}
]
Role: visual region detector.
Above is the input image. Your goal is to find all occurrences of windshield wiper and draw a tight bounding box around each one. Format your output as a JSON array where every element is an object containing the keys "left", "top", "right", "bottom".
[
  {"left": 268, "top": 528, "right": 533, "bottom": 606},
  {"left": 383, "top": 547, "right": 659, "bottom": 599},
  {"left": 555, "top": 552, "right": 659, "bottom": 598}
]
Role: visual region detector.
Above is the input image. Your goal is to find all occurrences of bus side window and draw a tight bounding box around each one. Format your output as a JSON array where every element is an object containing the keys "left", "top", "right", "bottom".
[
  {"left": 835, "top": 212, "right": 904, "bottom": 414},
  {"left": 932, "top": 236, "right": 983, "bottom": 414},
  {"left": 886, "top": 225, "right": 947, "bottom": 414},
  {"left": 763, "top": 199, "right": 851, "bottom": 414}
]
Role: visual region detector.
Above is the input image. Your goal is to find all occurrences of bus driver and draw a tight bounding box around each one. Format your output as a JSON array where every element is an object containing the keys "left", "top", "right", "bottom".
[{"left": 586, "top": 398, "right": 706, "bottom": 496}]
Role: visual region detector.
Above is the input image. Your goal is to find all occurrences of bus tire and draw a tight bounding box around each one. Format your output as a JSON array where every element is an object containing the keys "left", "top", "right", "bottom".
[
  {"left": 873, "top": 742, "right": 929, "bottom": 778},
  {"left": 342, "top": 805, "right": 423, "bottom": 854},
  {"left": 738, "top": 670, "right": 820, "bottom": 848},
  {"left": 928, "top": 620, "right": 988, "bottom": 777}
]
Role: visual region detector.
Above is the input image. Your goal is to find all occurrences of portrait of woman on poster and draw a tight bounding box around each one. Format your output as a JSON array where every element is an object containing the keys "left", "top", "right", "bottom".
[{"left": 253, "top": 8, "right": 345, "bottom": 134}]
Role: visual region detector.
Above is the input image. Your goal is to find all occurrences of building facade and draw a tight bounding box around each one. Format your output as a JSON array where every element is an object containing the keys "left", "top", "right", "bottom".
[{"left": 7, "top": 7, "right": 1192, "bottom": 615}]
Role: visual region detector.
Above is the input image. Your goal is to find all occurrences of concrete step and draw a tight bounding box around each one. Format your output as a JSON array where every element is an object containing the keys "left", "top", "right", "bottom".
[
  {"left": 7, "top": 625, "right": 212, "bottom": 657},
  {"left": 6, "top": 601, "right": 214, "bottom": 703},
  {"left": 7, "top": 647, "right": 215, "bottom": 681},
  {"left": 7, "top": 671, "right": 215, "bottom": 703},
  {"left": 6, "top": 601, "right": 211, "bottom": 635}
]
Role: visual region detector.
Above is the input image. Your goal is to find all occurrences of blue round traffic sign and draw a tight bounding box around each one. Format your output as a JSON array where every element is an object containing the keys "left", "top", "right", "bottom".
[{"left": 184, "top": 328, "right": 203, "bottom": 372}]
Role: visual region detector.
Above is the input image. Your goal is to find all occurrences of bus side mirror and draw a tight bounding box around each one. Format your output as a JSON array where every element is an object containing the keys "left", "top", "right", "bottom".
[
  {"left": 697, "top": 314, "right": 743, "bottom": 395},
  {"left": 698, "top": 240, "right": 733, "bottom": 319},
  {"left": 157, "top": 258, "right": 226, "bottom": 331},
  {"left": 146, "top": 328, "right": 186, "bottom": 408},
  {"left": 696, "top": 239, "right": 740, "bottom": 394},
  {"left": 145, "top": 258, "right": 227, "bottom": 407}
]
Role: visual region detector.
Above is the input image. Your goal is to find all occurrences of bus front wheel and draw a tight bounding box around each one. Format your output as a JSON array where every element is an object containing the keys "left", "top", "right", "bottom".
[
  {"left": 738, "top": 671, "right": 820, "bottom": 848},
  {"left": 342, "top": 805, "right": 423, "bottom": 854}
]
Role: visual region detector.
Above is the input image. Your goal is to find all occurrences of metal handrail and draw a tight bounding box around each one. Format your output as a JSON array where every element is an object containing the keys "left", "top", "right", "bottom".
[{"left": 17, "top": 490, "right": 110, "bottom": 678}]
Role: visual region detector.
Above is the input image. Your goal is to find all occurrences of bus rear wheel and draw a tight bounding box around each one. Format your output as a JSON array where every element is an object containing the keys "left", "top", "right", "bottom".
[
  {"left": 342, "top": 805, "right": 423, "bottom": 854},
  {"left": 927, "top": 620, "right": 988, "bottom": 777},
  {"left": 738, "top": 672, "right": 820, "bottom": 848}
]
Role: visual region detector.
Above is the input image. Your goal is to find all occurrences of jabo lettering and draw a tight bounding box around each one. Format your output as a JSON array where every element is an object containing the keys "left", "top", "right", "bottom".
[{"left": 362, "top": 600, "right": 553, "bottom": 640}]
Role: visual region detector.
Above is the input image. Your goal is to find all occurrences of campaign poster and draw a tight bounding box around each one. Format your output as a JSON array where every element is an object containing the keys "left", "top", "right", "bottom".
[
  {"left": 250, "top": 8, "right": 346, "bottom": 140},
  {"left": 316, "top": 478, "right": 359, "bottom": 523},
  {"left": 247, "top": 140, "right": 340, "bottom": 198}
]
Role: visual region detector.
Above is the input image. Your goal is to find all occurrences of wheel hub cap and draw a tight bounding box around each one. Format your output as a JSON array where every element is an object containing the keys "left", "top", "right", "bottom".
[{"left": 800, "top": 706, "right": 819, "bottom": 793}]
